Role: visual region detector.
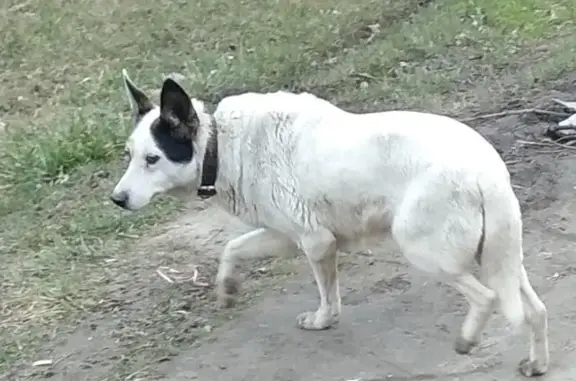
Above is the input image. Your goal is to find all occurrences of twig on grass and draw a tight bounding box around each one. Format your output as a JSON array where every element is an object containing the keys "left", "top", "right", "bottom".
[
  {"left": 460, "top": 108, "right": 570, "bottom": 123},
  {"left": 156, "top": 268, "right": 174, "bottom": 284},
  {"left": 156, "top": 266, "right": 211, "bottom": 286},
  {"left": 517, "top": 139, "right": 576, "bottom": 151},
  {"left": 554, "top": 135, "right": 576, "bottom": 145},
  {"left": 551, "top": 125, "right": 576, "bottom": 132},
  {"left": 457, "top": 107, "right": 576, "bottom": 154},
  {"left": 552, "top": 98, "right": 576, "bottom": 111}
]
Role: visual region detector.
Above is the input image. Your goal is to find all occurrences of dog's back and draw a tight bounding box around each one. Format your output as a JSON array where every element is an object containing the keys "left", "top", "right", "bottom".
[{"left": 213, "top": 91, "right": 511, "bottom": 246}]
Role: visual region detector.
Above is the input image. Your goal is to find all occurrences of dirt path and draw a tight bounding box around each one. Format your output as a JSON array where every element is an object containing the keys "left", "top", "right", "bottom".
[{"left": 18, "top": 81, "right": 576, "bottom": 381}]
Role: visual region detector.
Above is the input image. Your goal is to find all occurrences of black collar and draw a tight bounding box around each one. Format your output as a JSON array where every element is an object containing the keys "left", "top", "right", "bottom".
[{"left": 197, "top": 117, "right": 218, "bottom": 199}]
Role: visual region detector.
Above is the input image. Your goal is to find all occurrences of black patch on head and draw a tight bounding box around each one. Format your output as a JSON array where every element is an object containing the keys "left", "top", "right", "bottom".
[
  {"left": 151, "top": 78, "right": 201, "bottom": 163},
  {"left": 161, "top": 79, "right": 196, "bottom": 125},
  {"left": 150, "top": 117, "right": 195, "bottom": 163}
]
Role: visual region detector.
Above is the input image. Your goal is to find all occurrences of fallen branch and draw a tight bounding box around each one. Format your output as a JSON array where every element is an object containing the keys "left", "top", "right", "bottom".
[
  {"left": 554, "top": 135, "right": 576, "bottom": 144},
  {"left": 550, "top": 125, "right": 576, "bottom": 132},
  {"left": 156, "top": 268, "right": 174, "bottom": 284},
  {"left": 156, "top": 266, "right": 211, "bottom": 286},
  {"left": 517, "top": 139, "right": 576, "bottom": 151},
  {"left": 460, "top": 108, "right": 569, "bottom": 123},
  {"left": 552, "top": 98, "right": 576, "bottom": 111}
]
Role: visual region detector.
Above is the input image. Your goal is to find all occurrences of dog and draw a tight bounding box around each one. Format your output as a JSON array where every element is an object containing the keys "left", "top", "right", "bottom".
[{"left": 110, "top": 69, "right": 549, "bottom": 377}]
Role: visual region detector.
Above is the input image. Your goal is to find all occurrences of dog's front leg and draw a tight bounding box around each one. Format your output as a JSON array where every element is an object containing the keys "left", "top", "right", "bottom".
[
  {"left": 296, "top": 229, "right": 340, "bottom": 330},
  {"left": 216, "top": 228, "right": 298, "bottom": 308}
]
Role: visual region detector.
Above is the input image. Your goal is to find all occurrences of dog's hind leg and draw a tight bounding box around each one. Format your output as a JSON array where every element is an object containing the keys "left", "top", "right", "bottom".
[
  {"left": 216, "top": 228, "right": 298, "bottom": 308},
  {"left": 391, "top": 180, "right": 496, "bottom": 355},
  {"left": 450, "top": 273, "right": 496, "bottom": 354},
  {"left": 517, "top": 265, "right": 549, "bottom": 377}
]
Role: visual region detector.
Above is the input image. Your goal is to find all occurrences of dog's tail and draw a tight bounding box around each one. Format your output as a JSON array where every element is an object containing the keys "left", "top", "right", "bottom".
[{"left": 477, "top": 182, "right": 525, "bottom": 329}]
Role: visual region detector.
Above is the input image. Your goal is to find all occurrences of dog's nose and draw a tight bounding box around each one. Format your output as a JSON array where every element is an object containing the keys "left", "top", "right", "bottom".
[{"left": 110, "top": 191, "right": 129, "bottom": 209}]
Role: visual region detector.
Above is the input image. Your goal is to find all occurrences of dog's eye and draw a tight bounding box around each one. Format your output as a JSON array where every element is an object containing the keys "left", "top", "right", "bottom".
[{"left": 145, "top": 154, "right": 160, "bottom": 165}]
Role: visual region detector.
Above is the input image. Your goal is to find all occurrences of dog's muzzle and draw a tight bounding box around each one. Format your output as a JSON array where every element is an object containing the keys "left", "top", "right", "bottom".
[{"left": 110, "top": 191, "right": 129, "bottom": 209}]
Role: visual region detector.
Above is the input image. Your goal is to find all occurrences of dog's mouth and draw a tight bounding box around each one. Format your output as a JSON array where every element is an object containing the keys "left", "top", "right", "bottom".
[
  {"left": 111, "top": 181, "right": 199, "bottom": 212},
  {"left": 110, "top": 190, "right": 153, "bottom": 212}
]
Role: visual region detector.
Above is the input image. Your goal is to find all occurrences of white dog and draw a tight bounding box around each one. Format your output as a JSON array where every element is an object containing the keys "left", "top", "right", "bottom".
[{"left": 111, "top": 70, "right": 549, "bottom": 377}]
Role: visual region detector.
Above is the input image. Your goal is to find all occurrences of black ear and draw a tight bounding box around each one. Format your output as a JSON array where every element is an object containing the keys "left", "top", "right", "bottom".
[
  {"left": 122, "top": 69, "right": 154, "bottom": 116},
  {"left": 159, "top": 78, "right": 198, "bottom": 136}
]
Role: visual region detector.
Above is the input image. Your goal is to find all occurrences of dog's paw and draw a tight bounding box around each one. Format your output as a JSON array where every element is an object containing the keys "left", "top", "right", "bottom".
[
  {"left": 296, "top": 311, "right": 337, "bottom": 330},
  {"left": 518, "top": 358, "right": 548, "bottom": 377},
  {"left": 454, "top": 337, "right": 478, "bottom": 355},
  {"left": 216, "top": 276, "right": 240, "bottom": 309}
]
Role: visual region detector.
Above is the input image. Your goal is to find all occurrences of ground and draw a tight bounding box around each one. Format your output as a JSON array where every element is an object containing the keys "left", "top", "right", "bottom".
[{"left": 1, "top": 0, "right": 576, "bottom": 380}]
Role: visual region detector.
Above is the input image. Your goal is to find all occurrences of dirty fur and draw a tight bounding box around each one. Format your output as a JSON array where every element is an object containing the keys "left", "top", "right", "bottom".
[{"left": 111, "top": 70, "right": 550, "bottom": 377}]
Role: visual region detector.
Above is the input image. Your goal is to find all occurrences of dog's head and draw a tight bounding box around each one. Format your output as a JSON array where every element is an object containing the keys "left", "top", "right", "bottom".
[{"left": 110, "top": 70, "right": 207, "bottom": 211}]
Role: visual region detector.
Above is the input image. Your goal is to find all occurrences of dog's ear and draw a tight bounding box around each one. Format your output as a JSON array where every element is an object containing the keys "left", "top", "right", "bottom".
[
  {"left": 122, "top": 69, "right": 154, "bottom": 117},
  {"left": 159, "top": 78, "right": 199, "bottom": 138}
]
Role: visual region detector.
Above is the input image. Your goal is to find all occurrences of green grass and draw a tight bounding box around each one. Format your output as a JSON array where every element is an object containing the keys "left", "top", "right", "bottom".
[{"left": 1, "top": 0, "right": 575, "bottom": 378}]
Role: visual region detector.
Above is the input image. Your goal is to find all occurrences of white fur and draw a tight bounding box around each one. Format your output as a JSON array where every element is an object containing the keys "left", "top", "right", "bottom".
[{"left": 112, "top": 80, "right": 549, "bottom": 376}]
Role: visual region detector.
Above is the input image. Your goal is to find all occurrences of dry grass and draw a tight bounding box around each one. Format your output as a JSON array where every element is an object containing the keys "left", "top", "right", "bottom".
[{"left": 1, "top": 0, "right": 575, "bottom": 378}]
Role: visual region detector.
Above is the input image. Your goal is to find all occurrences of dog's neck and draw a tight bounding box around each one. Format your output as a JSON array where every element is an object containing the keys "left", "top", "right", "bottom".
[
  {"left": 196, "top": 90, "right": 260, "bottom": 199},
  {"left": 197, "top": 105, "right": 218, "bottom": 199},
  {"left": 194, "top": 89, "right": 252, "bottom": 199}
]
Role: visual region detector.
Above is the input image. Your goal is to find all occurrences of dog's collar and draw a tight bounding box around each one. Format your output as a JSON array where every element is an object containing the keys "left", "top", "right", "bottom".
[{"left": 197, "top": 116, "right": 218, "bottom": 199}]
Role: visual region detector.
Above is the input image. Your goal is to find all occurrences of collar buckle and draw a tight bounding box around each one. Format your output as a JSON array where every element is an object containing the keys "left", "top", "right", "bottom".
[{"left": 197, "top": 185, "right": 216, "bottom": 199}]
